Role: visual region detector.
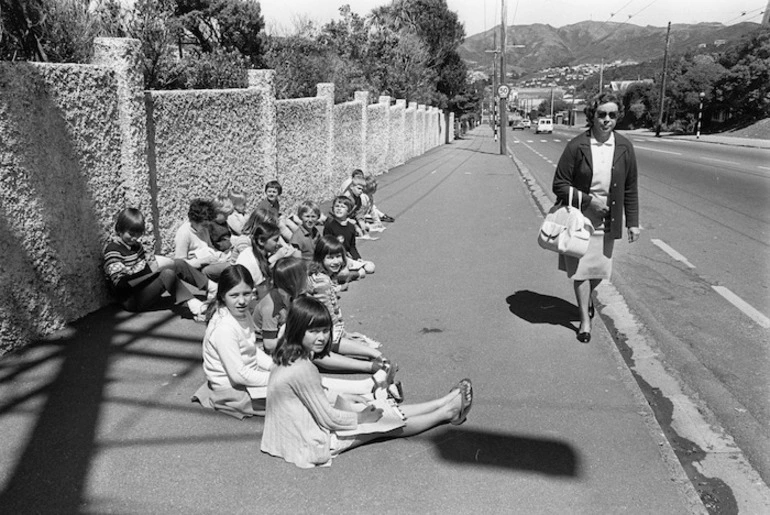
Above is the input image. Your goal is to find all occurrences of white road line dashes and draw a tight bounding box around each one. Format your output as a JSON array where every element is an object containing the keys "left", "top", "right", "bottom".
[{"left": 651, "top": 239, "right": 696, "bottom": 269}]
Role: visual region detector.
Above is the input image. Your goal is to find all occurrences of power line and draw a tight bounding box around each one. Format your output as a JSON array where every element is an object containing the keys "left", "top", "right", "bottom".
[{"left": 725, "top": 6, "right": 765, "bottom": 24}]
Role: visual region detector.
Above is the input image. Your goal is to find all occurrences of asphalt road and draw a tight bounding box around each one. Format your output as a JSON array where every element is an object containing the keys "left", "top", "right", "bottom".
[{"left": 508, "top": 125, "right": 770, "bottom": 486}]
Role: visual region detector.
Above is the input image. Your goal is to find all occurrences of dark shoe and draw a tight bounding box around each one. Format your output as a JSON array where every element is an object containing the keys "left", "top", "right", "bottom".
[
  {"left": 380, "top": 214, "right": 395, "bottom": 222},
  {"left": 577, "top": 331, "right": 591, "bottom": 343}
]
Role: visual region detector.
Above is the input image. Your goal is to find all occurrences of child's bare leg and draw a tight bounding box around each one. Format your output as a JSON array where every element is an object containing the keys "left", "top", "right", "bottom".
[
  {"left": 322, "top": 376, "right": 375, "bottom": 395},
  {"left": 399, "top": 389, "right": 460, "bottom": 418},
  {"left": 336, "top": 336, "right": 382, "bottom": 360},
  {"left": 314, "top": 352, "right": 376, "bottom": 374}
]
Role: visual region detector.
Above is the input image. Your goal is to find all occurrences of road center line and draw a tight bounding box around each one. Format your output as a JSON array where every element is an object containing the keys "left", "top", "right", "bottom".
[
  {"left": 651, "top": 239, "right": 696, "bottom": 269},
  {"left": 759, "top": 166, "right": 770, "bottom": 171},
  {"left": 635, "top": 145, "right": 682, "bottom": 155},
  {"left": 701, "top": 157, "right": 739, "bottom": 165},
  {"left": 712, "top": 286, "right": 770, "bottom": 329}
]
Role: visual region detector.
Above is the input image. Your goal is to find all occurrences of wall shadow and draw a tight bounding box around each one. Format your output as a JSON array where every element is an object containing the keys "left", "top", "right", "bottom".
[
  {"left": 506, "top": 290, "right": 578, "bottom": 332},
  {"left": 0, "top": 304, "right": 204, "bottom": 513},
  {"left": 429, "top": 427, "right": 579, "bottom": 477}
]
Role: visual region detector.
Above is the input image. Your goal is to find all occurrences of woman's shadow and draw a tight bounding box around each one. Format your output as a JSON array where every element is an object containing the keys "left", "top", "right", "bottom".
[{"left": 505, "top": 290, "right": 578, "bottom": 332}]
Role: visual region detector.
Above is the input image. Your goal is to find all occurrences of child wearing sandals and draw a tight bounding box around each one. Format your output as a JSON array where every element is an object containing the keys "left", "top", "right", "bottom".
[
  {"left": 193, "top": 265, "right": 396, "bottom": 419},
  {"left": 260, "top": 296, "right": 473, "bottom": 468},
  {"left": 255, "top": 257, "right": 389, "bottom": 377},
  {"left": 192, "top": 265, "right": 273, "bottom": 419}
]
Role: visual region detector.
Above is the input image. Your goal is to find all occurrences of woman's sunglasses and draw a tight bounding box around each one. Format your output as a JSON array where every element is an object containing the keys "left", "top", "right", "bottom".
[{"left": 596, "top": 110, "right": 618, "bottom": 119}]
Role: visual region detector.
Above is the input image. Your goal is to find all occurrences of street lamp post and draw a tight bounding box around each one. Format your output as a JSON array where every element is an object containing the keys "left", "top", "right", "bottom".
[{"left": 696, "top": 91, "right": 705, "bottom": 139}]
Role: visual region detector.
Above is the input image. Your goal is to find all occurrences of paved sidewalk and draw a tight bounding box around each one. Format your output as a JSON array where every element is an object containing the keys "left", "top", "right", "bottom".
[{"left": 0, "top": 125, "right": 706, "bottom": 514}]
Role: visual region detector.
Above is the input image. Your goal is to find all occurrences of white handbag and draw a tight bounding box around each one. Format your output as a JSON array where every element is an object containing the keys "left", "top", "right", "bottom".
[{"left": 537, "top": 188, "right": 594, "bottom": 258}]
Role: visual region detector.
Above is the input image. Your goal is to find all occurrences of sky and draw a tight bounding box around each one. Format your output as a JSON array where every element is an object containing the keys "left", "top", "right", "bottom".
[{"left": 259, "top": 0, "right": 768, "bottom": 36}]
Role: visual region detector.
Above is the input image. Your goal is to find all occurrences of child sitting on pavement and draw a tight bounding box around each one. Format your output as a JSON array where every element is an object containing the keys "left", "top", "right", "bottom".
[
  {"left": 104, "top": 208, "right": 215, "bottom": 319},
  {"left": 289, "top": 200, "right": 322, "bottom": 260},
  {"left": 323, "top": 196, "right": 375, "bottom": 277},
  {"left": 227, "top": 187, "right": 248, "bottom": 236},
  {"left": 210, "top": 195, "right": 234, "bottom": 252},
  {"left": 260, "top": 295, "right": 473, "bottom": 469},
  {"left": 174, "top": 198, "right": 230, "bottom": 281},
  {"left": 256, "top": 180, "right": 297, "bottom": 242}
]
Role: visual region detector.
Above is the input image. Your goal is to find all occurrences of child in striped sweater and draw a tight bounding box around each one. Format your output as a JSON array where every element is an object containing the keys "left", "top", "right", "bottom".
[{"left": 103, "top": 208, "right": 215, "bottom": 319}]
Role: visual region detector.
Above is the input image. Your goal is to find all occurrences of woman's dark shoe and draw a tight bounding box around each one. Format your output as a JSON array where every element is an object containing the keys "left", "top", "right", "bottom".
[
  {"left": 577, "top": 331, "right": 591, "bottom": 343},
  {"left": 380, "top": 214, "right": 395, "bottom": 222}
]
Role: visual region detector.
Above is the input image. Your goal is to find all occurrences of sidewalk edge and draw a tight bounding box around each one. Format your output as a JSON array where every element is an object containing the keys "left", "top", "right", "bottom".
[{"left": 506, "top": 146, "right": 708, "bottom": 514}]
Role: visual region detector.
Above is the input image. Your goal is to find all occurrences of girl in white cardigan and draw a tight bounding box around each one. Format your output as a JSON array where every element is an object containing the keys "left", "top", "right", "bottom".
[
  {"left": 192, "top": 265, "right": 273, "bottom": 419},
  {"left": 261, "top": 296, "right": 473, "bottom": 468}
]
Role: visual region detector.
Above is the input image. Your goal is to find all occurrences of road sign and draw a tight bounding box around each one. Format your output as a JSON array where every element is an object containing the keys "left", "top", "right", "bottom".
[{"left": 497, "top": 85, "right": 510, "bottom": 99}]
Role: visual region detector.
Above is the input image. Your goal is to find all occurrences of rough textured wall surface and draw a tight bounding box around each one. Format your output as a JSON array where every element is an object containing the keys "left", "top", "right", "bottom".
[
  {"left": 147, "top": 89, "right": 274, "bottom": 254},
  {"left": 276, "top": 97, "right": 332, "bottom": 208},
  {"left": 404, "top": 104, "right": 417, "bottom": 162},
  {"left": 333, "top": 101, "right": 364, "bottom": 184},
  {"left": 366, "top": 103, "right": 389, "bottom": 176},
  {"left": 390, "top": 101, "right": 406, "bottom": 168},
  {"left": 0, "top": 62, "right": 123, "bottom": 354}
]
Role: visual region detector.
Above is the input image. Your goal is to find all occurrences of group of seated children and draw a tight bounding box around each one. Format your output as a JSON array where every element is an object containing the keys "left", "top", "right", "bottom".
[{"left": 103, "top": 172, "right": 473, "bottom": 469}]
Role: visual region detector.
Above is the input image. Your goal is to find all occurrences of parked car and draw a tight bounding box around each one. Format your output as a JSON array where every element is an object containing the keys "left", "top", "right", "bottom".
[{"left": 535, "top": 118, "right": 553, "bottom": 134}]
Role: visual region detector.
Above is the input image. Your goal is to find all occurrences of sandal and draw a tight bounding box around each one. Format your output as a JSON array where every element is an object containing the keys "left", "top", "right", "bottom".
[
  {"left": 451, "top": 378, "right": 473, "bottom": 426},
  {"left": 387, "top": 381, "right": 404, "bottom": 403},
  {"left": 372, "top": 359, "right": 398, "bottom": 391}
]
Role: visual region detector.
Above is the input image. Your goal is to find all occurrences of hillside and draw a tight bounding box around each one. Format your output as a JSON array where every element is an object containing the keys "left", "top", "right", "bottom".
[{"left": 460, "top": 20, "right": 762, "bottom": 79}]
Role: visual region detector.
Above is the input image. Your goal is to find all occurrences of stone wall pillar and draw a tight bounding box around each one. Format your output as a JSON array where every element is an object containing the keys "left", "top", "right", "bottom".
[
  {"left": 248, "top": 69, "right": 278, "bottom": 182},
  {"left": 317, "top": 83, "right": 335, "bottom": 180},
  {"left": 354, "top": 91, "right": 369, "bottom": 173},
  {"left": 91, "top": 37, "right": 152, "bottom": 230}
]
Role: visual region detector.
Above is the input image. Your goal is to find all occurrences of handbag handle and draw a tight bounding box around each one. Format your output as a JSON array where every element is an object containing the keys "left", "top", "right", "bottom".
[{"left": 568, "top": 187, "right": 582, "bottom": 209}]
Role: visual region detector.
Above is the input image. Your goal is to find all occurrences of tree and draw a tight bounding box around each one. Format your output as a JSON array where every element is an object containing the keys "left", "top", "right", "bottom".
[
  {"left": 714, "top": 27, "right": 770, "bottom": 121},
  {"left": 174, "top": 0, "right": 265, "bottom": 67},
  {"left": 0, "top": 0, "right": 124, "bottom": 62}
]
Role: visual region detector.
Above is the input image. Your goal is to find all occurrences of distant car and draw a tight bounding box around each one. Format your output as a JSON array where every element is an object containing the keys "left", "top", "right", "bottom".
[
  {"left": 535, "top": 118, "right": 553, "bottom": 134},
  {"left": 522, "top": 118, "right": 531, "bottom": 129},
  {"left": 511, "top": 119, "right": 526, "bottom": 130}
]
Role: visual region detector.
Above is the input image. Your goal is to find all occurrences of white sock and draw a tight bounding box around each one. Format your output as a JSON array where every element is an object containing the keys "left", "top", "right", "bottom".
[{"left": 187, "top": 298, "right": 204, "bottom": 315}]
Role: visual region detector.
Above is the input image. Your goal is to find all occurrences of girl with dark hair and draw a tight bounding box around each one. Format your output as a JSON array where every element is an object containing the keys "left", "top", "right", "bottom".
[
  {"left": 552, "top": 91, "right": 640, "bottom": 343},
  {"left": 309, "top": 236, "right": 382, "bottom": 351},
  {"left": 235, "top": 220, "right": 298, "bottom": 300},
  {"left": 103, "top": 207, "right": 215, "bottom": 319},
  {"left": 253, "top": 257, "right": 392, "bottom": 385},
  {"left": 261, "top": 296, "right": 473, "bottom": 469},
  {"left": 192, "top": 265, "right": 274, "bottom": 419}
]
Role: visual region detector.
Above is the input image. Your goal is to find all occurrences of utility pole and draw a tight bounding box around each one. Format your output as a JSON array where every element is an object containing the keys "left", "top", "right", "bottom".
[
  {"left": 598, "top": 58, "right": 604, "bottom": 92},
  {"left": 499, "top": 0, "right": 507, "bottom": 155},
  {"left": 655, "top": 22, "right": 671, "bottom": 138},
  {"left": 485, "top": 33, "right": 499, "bottom": 140}
]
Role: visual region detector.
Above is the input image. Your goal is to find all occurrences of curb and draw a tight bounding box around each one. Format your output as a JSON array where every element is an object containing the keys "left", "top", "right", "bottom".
[{"left": 506, "top": 144, "right": 708, "bottom": 514}]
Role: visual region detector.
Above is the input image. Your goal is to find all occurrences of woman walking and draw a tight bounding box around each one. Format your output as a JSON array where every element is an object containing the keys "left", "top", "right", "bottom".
[{"left": 552, "top": 92, "right": 640, "bottom": 342}]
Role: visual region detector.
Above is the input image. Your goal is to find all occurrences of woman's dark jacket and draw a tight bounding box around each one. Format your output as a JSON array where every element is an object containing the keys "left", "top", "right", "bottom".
[{"left": 552, "top": 130, "right": 639, "bottom": 239}]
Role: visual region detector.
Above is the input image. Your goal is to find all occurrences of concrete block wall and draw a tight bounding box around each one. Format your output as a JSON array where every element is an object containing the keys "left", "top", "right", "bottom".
[
  {"left": 0, "top": 37, "right": 453, "bottom": 355},
  {"left": 366, "top": 100, "right": 390, "bottom": 176},
  {"left": 0, "top": 61, "right": 125, "bottom": 353},
  {"left": 333, "top": 95, "right": 366, "bottom": 185},
  {"left": 147, "top": 87, "right": 275, "bottom": 254}
]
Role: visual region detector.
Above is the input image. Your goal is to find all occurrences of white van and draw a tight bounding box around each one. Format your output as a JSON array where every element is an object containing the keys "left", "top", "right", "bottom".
[{"left": 535, "top": 118, "right": 553, "bottom": 134}]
